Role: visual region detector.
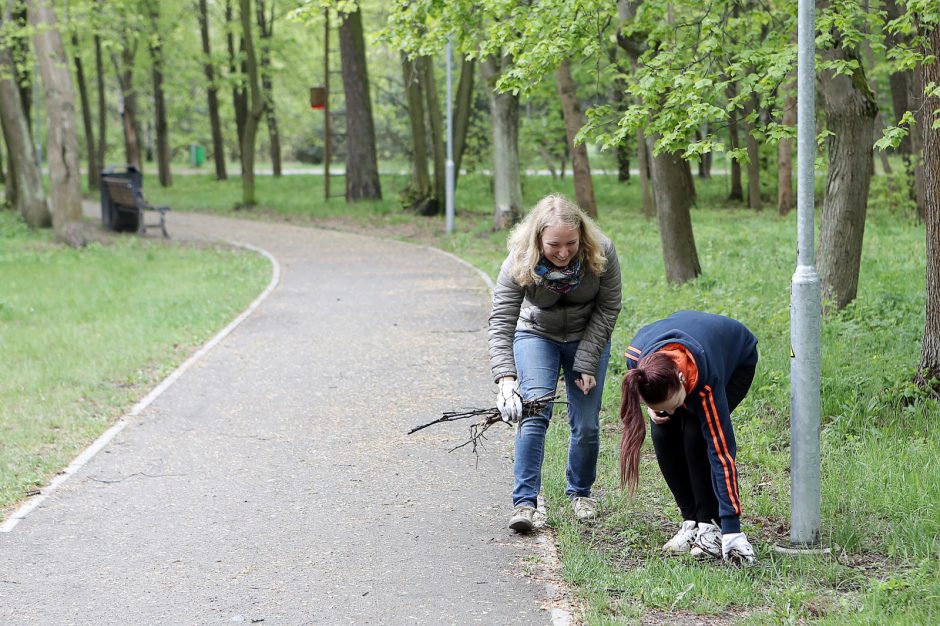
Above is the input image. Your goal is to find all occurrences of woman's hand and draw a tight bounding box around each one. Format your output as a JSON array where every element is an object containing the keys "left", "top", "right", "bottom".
[
  {"left": 496, "top": 377, "right": 523, "bottom": 422},
  {"left": 647, "top": 406, "right": 671, "bottom": 425},
  {"left": 574, "top": 373, "right": 596, "bottom": 395}
]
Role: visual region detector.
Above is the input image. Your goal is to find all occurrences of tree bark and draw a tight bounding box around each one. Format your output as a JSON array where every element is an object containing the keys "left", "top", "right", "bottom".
[
  {"left": 637, "top": 127, "right": 655, "bottom": 218},
  {"left": 198, "top": 0, "right": 227, "bottom": 180},
  {"left": 727, "top": 81, "right": 744, "bottom": 201},
  {"left": 257, "top": 0, "right": 281, "bottom": 177},
  {"left": 778, "top": 91, "right": 796, "bottom": 216},
  {"left": 147, "top": 3, "right": 171, "bottom": 187},
  {"left": 27, "top": 0, "right": 83, "bottom": 246},
  {"left": 12, "top": 1, "right": 30, "bottom": 133},
  {"left": 226, "top": 0, "right": 247, "bottom": 167},
  {"left": 916, "top": 24, "right": 940, "bottom": 389},
  {"left": 71, "top": 33, "right": 97, "bottom": 191},
  {"left": 0, "top": 42, "right": 48, "bottom": 226},
  {"left": 481, "top": 53, "right": 523, "bottom": 229},
  {"left": 401, "top": 53, "right": 432, "bottom": 209},
  {"left": 648, "top": 137, "right": 701, "bottom": 284},
  {"left": 696, "top": 128, "right": 711, "bottom": 178},
  {"left": 419, "top": 55, "right": 445, "bottom": 206},
  {"left": 817, "top": 30, "right": 879, "bottom": 310},
  {"left": 112, "top": 43, "right": 141, "bottom": 170},
  {"left": 744, "top": 93, "right": 761, "bottom": 210},
  {"left": 911, "top": 68, "right": 927, "bottom": 221},
  {"left": 608, "top": 46, "right": 630, "bottom": 182},
  {"left": 616, "top": 0, "right": 654, "bottom": 215},
  {"left": 555, "top": 59, "right": 597, "bottom": 218},
  {"left": 238, "top": 0, "right": 264, "bottom": 207},
  {"left": 94, "top": 22, "right": 106, "bottom": 176},
  {"left": 452, "top": 56, "right": 474, "bottom": 187},
  {"left": 338, "top": 8, "right": 381, "bottom": 201}
]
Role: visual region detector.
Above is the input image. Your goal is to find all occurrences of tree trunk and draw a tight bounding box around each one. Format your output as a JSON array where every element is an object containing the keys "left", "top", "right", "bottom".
[
  {"left": 698, "top": 125, "right": 712, "bottom": 178},
  {"left": 198, "top": 0, "right": 226, "bottom": 180},
  {"left": 727, "top": 82, "right": 744, "bottom": 201},
  {"left": 113, "top": 44, "right": 141, "bottom": 171},
  {"left": 147, "top": 3, "right": 171, "bottom": 187},
  {"left": 401, "top": 53, "right": 432, "bottom": 209},
  {"left": 637, "top": 127, "right": 655, "bottom": 218},
  {"left": 608, "top": 46, "right": 630, "bottom": 182},
  {"left": 0, "top": 43, "right": 48, "bottom": 226},
  {"left": 419, "top": 55, "right": 445, "bottom": 206},
  {"left": 778, "top": 91, "right": 796, "bottom": 216},
  {"left": 257, "top": 0, "right": 281, "bottom": 177},
  {"left": 28, "top": 0, "right": 83, "bottom": 247},
  {"left": 226, "top": 0, "right": 247, "bottom": 167},
  {"left": 817, "top": 35, "right": 879, "bottom": 311},
  {"left": 338, "top": 8, "right": 381, "bottom": 201},
  {"left": 94, "top": 28, "right": 106, "bottom": 176},
  {"left": 71, "top": 33, "right": 97, "bottom": 191},
  {"left": 916, "top": 24, "right": 940, "bottom": 390},
  {"left": 481, "top": 53, "right": 523, "bottom": 229},
  {"left": 555, "top": 60, "right": 597, "bottom": 218},
  {"left": 13, "top": 2, "right": 30, "bottom": 134},
  {"left": 648, "top": 137, "right": 700, "bottom": 284},
  {"left": 911, "top": 68, "right": 927, "bottom": 221},
  {"left": 238, "top": 0, "right": 265, "bottom": 207},
  {"left": 744, "top": 93, "right": 762, "bottom": 210},
  {"left": 452, "top": 56, "right": 474, "bottom": 187},
  {"left": 537, "top": 141, "right": 558, "bottom": 179}
]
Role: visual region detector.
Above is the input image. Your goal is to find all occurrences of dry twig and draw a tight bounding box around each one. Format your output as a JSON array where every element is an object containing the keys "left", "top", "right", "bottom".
[{"left": 408, "top": 393, "right": 562, "bottom": 462}]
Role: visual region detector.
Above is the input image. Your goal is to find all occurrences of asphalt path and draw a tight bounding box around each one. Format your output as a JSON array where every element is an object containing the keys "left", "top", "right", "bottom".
[{"left": 0, "top": 206, "right": 574, "bottom": 624}]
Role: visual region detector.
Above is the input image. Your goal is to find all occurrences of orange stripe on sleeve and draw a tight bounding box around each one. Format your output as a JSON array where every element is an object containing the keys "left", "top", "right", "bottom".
[
  {"left": 627, "top": 346, "right": 641, "bottom": 356},
  {"left": 700, "top": 387, "right": 742, "bottom": 515},
  {"left": 706, "top": 387, "right": 741, "bottom": 508}
]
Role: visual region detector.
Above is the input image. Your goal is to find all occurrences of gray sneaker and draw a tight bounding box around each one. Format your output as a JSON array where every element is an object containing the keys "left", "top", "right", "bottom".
[
  {"left": 690, "top": 522, "right": 722, "bottom": 560},
  {"left": 509, "top": 505, "right": 536, "bottom": 533},
  {"left": 571, "top": 496, "right": 598, "bottom": 522}
]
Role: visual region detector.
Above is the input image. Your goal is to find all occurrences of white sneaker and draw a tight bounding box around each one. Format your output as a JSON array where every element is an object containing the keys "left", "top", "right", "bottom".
[
  {"left": 690, "top": 522, "right": 722, "bottom": 560},
  {"left": 509, "top": 505, "right": 536, "bottom": 533},
  {"left": 571, "top": 496, "right": 598, "bottom": 522},
  {"left": 662, "top": 520, "right": 698, "bottom": 554}
]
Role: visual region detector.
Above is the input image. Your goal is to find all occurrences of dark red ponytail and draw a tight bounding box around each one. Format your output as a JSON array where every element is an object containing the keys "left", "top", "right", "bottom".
[{"left": 618, "top": 352, "right": 682, "bottom": 494}]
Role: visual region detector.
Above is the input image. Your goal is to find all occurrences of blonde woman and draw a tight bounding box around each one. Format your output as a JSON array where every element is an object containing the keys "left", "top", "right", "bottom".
[{"left": 488, "top": 194, "right": 622, "bottom": 532}]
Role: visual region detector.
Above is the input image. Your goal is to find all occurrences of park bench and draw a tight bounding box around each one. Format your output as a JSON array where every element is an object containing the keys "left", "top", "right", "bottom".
[{"left": 101, "top": 175, "right": 170, "bottom": 238}]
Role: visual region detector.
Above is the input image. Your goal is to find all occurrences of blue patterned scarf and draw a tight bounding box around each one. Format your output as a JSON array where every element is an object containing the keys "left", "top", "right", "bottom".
[{"left": 534, "top": 256, "right": 582, "bottom": 294}]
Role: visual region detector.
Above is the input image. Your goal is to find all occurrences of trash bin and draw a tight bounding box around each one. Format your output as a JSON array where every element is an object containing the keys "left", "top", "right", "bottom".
[
  {"left": 100, "top": 165, "right": 143, "bottom": 232},
  {"left": 190, "top": 144, "right": 206, "bottom": 167}
]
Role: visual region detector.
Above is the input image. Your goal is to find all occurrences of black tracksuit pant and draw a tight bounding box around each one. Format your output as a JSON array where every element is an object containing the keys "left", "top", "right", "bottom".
[{"left": 650, "top": 365, "right": 756, "bottom": 524}]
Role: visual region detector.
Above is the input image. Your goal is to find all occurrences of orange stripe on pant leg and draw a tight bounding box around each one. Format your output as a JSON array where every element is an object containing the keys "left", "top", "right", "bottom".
[
  {"left": 706, "top": 388, "right": 741, "bottom": 510},
  {"left": 700, "top": 390, "right": 742, "bottom": 515}
]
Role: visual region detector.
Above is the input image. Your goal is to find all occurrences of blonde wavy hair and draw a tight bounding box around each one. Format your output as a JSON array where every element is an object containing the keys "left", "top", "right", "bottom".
[{"left": 507, "top": 193, "right": 608, "bottom": 286}]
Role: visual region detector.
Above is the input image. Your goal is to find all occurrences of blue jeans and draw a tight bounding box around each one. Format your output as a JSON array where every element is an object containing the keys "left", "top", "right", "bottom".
[{"left": 511, "top": 330, "right": 611, "bottom": 507}]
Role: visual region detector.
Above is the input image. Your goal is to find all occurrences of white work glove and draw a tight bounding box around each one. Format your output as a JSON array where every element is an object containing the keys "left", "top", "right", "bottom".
[
  {"left": 721, "top": 532, "right": 756, "bottom": 565},
  {"left": 496, "top": 377, "right": 523, "bottom": 423}
]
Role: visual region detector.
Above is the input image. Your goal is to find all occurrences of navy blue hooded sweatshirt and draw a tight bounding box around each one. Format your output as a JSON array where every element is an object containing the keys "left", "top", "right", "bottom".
[{"left": 625, "top": 310, "right": 758, "bottom": 533}]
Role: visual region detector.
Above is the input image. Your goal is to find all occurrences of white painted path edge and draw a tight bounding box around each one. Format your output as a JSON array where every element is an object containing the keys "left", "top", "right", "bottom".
[{"left": 0, "top": 241, "right": 281, "bottom": 533}]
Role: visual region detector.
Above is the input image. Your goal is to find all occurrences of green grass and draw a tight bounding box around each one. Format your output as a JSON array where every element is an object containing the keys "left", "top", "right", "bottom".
[
  {"left": 9, "top": 168, "right": 939, "bottom": 622},
  {"left": 0, "top": 212, "right": 271, "bottom": 515}
]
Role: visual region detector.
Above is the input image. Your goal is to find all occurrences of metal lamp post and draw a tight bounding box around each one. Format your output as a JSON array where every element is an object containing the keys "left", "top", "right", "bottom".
[{"left": 784, "top": 0, "right": 824, "bottom": 552}]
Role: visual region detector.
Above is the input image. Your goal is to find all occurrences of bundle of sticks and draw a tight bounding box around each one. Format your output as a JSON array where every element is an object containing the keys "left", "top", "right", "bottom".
[{"left": 408, "top": 392, "right": 560, "bottom": 458}]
